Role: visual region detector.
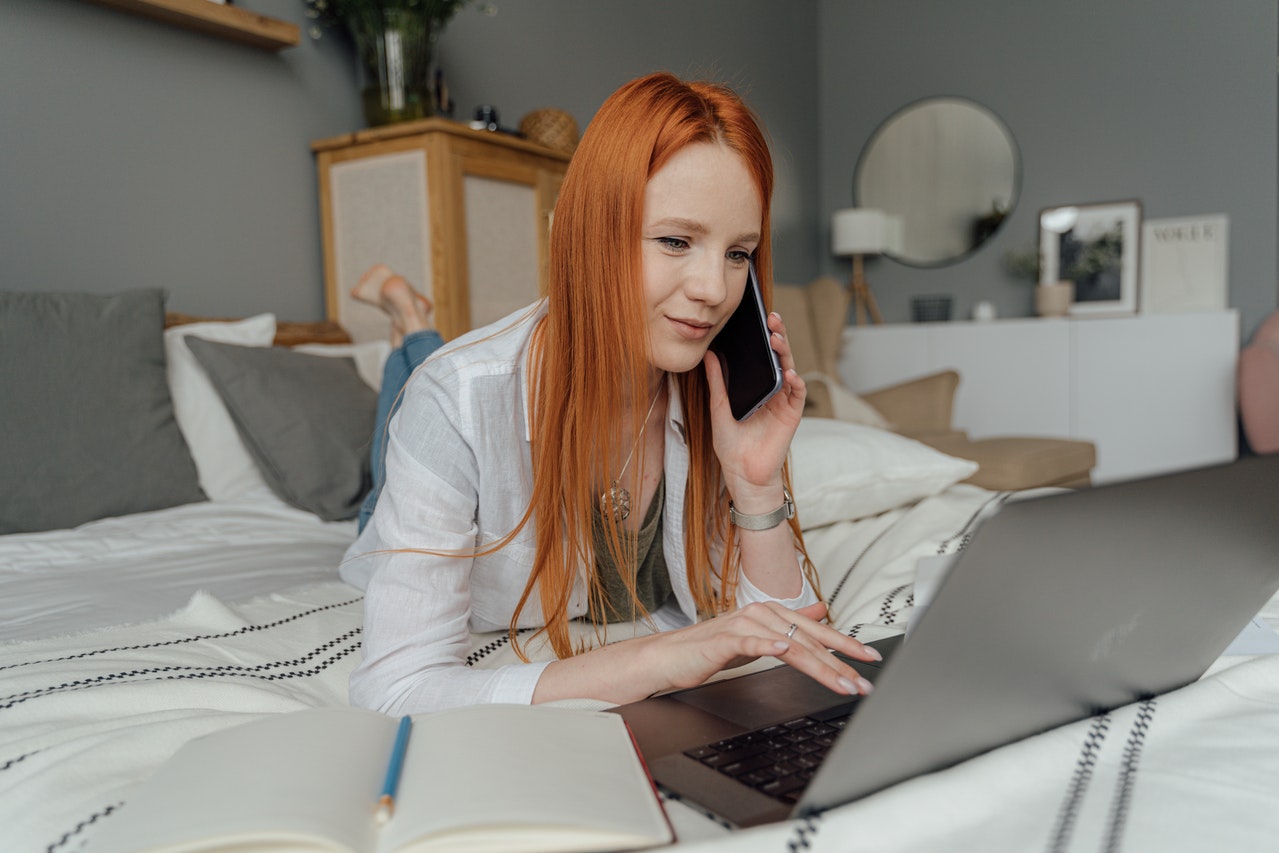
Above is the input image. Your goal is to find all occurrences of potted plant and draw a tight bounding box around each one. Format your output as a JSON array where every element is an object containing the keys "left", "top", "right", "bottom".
[
  {"left": 305, "top": 0, "right": 474, "bottom": 127},
  {"left": 1003, "top": 247, "right": 1075, "bottom": 317}
]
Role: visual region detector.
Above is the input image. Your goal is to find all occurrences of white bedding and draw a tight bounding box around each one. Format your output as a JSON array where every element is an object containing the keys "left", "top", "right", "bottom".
[
  {"left": 0, "top": 488, "right": 355, "bottom": 643},
  {"left": 5, "top": 481, "right": 1278, "bottom": 852}
]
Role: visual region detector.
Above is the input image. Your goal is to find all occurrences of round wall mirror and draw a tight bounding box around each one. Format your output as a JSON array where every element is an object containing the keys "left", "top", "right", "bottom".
[{"left": 854, "top": 96, "right": 1020, "bottom": 267}]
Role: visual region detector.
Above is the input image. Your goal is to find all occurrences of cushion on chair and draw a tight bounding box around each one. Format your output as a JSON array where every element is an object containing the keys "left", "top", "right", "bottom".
[
  {"left": 781, "top": 274, "right": 1097, "bottom": 491},
  {"left": 860, "top": 371, "right": 960, "bottom": 437},
  {"left": 927, "top": 435, "right": 1096, "bottom": 491},
  {"left": 805, "top": 276, "right": 852, "bottom": 377},
  {"left": 770, "top": 283, "right": 822, "bottom": 377},
  {"left": 802, "top": 373, "right": 890, "bottom": 427},
  {"left": 773, "top": 276, "right": 852, "bottom": 378},
  {"left": 776, "top": 278, "right": 888, "bottom": 426}
]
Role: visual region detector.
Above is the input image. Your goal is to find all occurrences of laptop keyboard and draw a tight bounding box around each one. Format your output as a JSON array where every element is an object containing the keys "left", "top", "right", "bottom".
[{"left": 682, "top": 705, "right": 853, "bottom": 804}]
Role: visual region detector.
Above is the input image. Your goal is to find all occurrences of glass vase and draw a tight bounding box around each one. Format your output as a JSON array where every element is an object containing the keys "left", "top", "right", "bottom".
[{"left": 348, "top": 8, "right": 434, "bottom": 127}]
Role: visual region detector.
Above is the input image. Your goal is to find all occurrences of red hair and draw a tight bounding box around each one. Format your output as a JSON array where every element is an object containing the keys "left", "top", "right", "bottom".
[{"left": 512, "top": 72, "right": 815, "bottom": 658}]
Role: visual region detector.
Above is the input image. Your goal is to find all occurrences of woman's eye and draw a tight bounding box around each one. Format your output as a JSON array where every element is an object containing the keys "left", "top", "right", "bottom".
[
  {"left": 657, "top": 237, "right": 690, "bottom": 251},
  {"left": 727, "top": 250, "right": 751, "bottom": 263}
]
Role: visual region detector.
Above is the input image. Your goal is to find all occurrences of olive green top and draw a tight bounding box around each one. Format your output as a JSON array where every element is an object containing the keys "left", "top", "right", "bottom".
[{"left": 590, "top": 474, "right": 673, "bottom": 623}]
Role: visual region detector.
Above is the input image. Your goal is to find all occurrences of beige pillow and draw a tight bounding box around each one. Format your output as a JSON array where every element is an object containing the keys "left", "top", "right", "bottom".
[{"left": 802, "top": 372, "right": 890, "bottom": 428}]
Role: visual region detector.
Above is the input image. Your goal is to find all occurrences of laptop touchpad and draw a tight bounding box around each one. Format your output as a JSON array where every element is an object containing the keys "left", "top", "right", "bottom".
[
  {"left": 672, "top": 663, "right": 856, "bottom": 730},
  {"left": 670, "top": 636, "right": 899, "bottom": 731}
]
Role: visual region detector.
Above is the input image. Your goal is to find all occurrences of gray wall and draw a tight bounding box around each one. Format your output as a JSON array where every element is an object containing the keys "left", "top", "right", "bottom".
[
  {"left": 817, "top": 0, "right": 1278, "bottom": 339},
  {"left": 2, "top": 0, "right": 1275, "bottom": 340},
  {"left": 438, "top": 0, "right": 822, "bottom": 280},
  {"left": 0, "top": 0, "right": 818, "bottom": 319},
  {"left": 0, "top": 0, "right": 362, "bottom": 320}
]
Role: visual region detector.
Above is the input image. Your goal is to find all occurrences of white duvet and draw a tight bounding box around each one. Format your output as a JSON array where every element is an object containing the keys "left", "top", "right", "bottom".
[
  {"left": 3, "top": 485, "right": 1279, "bottom": 852},
  {"left": 0, "top": 489, "right": 355, "bottom": 644}
]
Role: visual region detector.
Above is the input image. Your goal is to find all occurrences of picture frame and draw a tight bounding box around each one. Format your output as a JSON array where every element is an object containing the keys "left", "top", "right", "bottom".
[
  {"left": 1039, "top": 200, "right": 1142, "bottom": 316},
  {"left": 1139, "top": 214, "right": 1229, "bottom": 314}
]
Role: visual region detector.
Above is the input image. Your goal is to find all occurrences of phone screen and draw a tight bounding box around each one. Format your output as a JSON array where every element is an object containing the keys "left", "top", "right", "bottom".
[{"left": 709, "top": 260, "right": 784, "bottom": 421}]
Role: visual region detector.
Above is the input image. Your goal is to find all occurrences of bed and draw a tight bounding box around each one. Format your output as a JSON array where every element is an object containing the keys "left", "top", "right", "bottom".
[{"left": 3, "top": 289, "right": 1279, "bottom": 852}]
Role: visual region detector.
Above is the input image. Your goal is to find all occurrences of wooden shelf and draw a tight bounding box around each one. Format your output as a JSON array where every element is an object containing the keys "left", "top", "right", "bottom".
[{"left": 83, "top": 0, "right": 300, "bottom": 51}]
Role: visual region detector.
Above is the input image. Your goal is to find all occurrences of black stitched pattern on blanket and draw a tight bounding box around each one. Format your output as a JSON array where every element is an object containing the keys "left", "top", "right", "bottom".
[
  {"left": 0, "top": 595, "right": 365, "bottom": 675},
  {"left": 936, "top": 491, "right": 1012, "bottom": 555},
  {"left": 878, "top": 584, "right": 910, "bottom": 626},
  {"left": 1045, "top": 698, "right": 1159, "bottom": 853},
  {"left": 0, "top": 627, "right": 363, "bottom": 711},
  {"left": 784, "top": 810, "right": 823, "bottom": 850},
  {"left": 1, "top": 748, "right": 39, "bottom": 772},
  {"left": 826, "top": 518, "right": 898, "bottom": 606},
  {"left": 464, "top": 627, "right": 535, "bottom": 667},
  {"left": 1047, "top": 712, "right": 1112, "bottom": 853},
  {"left": 827, "top": 490, "right": 1010, "bottom": 609},
  {"left": 47, "top": 801, "right": 122, "bottom": 853},
  {"left": 1102, "top": 698, "right": 1156, "bottom": 853},
  {"left": 5, "top": 594, "right": 365, "bottom": 853}
]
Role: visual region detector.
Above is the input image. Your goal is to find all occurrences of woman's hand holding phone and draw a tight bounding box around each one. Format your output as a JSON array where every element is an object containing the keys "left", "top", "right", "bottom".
[{"left": 703, "top": 307, "right": 806, "bottom": 507}]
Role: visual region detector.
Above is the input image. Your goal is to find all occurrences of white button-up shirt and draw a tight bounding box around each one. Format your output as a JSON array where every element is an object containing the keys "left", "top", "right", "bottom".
[{"left": 340, "top": 301, "right": 816, "bottom": 714}]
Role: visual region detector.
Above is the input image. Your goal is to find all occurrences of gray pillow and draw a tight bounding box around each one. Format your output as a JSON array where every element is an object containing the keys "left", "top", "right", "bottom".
[
  {"left": 0, "top": 290, "right": 207, "bottom": 534},
  {"left": 184, "top": 337, "right": 376, "bottom": 522}
]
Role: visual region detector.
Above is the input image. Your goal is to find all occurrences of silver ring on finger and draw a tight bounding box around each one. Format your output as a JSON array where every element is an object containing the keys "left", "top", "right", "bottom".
[{"left": 785, "top": 623, "right": 799, "bottom": 639}]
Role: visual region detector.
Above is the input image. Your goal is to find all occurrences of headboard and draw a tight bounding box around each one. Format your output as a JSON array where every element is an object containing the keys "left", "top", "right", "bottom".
[{"left": 164, "top": 313, "right": 352, "bottom": 348}]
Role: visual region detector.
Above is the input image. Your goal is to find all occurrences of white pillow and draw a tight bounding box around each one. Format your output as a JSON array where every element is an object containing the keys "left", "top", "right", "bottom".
[
  {"left": 789, "top": 418, "right": 978, "bottom": 529},
  {"left": 293, "top": 340, "right": 392, "bottom": 390},
  {"left": 165, "top": 314, "right": 276, "bottom": 500}
]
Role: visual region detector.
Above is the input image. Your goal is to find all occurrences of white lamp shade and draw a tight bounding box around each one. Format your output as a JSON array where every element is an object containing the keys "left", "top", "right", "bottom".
[
  {"left": 832, "top": 208, "right": 892, "bottom": 256},
  {"left": 882, "top": 213, "right": 904, "bottom": 254}
]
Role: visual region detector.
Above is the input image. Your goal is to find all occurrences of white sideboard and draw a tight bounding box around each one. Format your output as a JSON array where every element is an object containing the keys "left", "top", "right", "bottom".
[{"left": 839, "top": 311, "right": 1240, "bottom": 484}]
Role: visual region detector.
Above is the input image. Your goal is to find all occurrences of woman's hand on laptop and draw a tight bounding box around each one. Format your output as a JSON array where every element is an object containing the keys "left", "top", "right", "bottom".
[
  {"left": 536, "top": 601, "right": 879, "bottom": 705},
  {"left": 656, "top": 601, "right": 880, "bottom": 697}
]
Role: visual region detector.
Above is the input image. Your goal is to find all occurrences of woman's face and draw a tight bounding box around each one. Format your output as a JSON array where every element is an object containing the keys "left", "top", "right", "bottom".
[{"left": 640, "top": 141, "right": 763, "bottom": 376}]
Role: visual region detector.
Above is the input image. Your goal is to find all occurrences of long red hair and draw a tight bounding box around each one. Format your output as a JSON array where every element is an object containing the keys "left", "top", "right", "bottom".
[{"left": 512, "top": 72, "right": 814, "bottom": 659}]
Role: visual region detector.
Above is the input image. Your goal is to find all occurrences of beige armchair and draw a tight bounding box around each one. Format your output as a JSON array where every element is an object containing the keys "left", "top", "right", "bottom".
[{"left": 773, "top": 277, "right": 1096, "bottom": 491}]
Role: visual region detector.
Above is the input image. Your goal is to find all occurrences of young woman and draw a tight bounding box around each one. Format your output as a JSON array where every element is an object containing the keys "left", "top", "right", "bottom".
[{"left": 340, "top": 72, "right": 881, "bottom": 714}]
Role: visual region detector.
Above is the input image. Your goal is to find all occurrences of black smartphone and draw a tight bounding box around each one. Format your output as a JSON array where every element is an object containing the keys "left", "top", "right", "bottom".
[{"left": 709, "top": 260, "right": 784, "bottom": 421}]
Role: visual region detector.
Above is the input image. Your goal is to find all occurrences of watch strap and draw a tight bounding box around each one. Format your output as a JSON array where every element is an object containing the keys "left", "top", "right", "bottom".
[{"left": 729, "top": 487, "right": 795, "bottom": 531}]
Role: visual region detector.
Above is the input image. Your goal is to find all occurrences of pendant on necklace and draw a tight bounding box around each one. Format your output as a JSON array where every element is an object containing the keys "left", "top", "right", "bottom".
[
  {"left": 601, "top": 481, "right": 631, "bottom": 521},
  {"left": 601, "top": 382, "right": 661, "bottom": 523}
]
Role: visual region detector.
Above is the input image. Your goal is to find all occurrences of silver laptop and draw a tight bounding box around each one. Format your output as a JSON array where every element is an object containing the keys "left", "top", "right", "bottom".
[{"left": 613, "top": 455, "right": 1279, "bottom": 828}]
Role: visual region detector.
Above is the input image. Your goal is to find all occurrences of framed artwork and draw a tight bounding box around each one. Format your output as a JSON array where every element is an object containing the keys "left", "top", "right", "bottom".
[
  {"left": 1140, "top": 214, "right": 1229, "bottom": 314},
  {"left": 1039, "top": 200, "right": 1142, "bottom": 316}
]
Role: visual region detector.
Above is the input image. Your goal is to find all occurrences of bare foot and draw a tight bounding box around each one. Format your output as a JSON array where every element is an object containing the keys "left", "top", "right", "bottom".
[
  {"left": 381, "top": 275, "right": 433, "bottom": 337},
  {"left": 350, "top": 265, "right": 434, "bottom": 347},
  {"left": 350, "top": 264, "right": 394, "bottom": 307}
]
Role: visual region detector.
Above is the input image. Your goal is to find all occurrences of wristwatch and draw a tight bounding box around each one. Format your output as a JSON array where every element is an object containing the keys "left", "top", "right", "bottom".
[{"left": 728, "top": 487, "right": 795, "bottom": 531}]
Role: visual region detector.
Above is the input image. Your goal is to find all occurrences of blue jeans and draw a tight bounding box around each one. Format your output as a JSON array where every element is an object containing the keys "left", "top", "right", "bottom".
[{"left": 358, "top": 329, "right": 445, "bottom": 532}]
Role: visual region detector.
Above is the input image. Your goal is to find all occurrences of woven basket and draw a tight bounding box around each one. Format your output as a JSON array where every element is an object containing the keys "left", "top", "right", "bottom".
[
  {"left": 519, "top": 108, "right": 579, "bottom": 153},
  {"left": 910, "top": 294, "right": 954, "bottom": 323}
]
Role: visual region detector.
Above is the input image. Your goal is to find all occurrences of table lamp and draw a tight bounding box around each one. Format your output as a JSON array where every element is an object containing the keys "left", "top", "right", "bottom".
[{"left": 832, "top": 208, "right": 897, "bottom": 325}]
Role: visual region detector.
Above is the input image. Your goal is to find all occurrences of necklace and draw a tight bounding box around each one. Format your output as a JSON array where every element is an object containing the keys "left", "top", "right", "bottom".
[{"left": 600, "top": 383, "right": 664, "bottom": 522}]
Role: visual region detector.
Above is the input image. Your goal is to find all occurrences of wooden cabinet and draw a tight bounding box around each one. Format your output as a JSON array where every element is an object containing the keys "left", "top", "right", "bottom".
[
  {"left": 312, "top": 119, "right": 571, "bottom": 343},
  {"left": 839, "top": 312, "right": 1240, "bottom": 484}
]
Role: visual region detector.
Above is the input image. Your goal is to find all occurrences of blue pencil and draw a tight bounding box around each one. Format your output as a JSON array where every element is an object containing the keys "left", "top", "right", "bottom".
[{"left": 375, "top": 715, "right": 413, "bottom": 823}]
